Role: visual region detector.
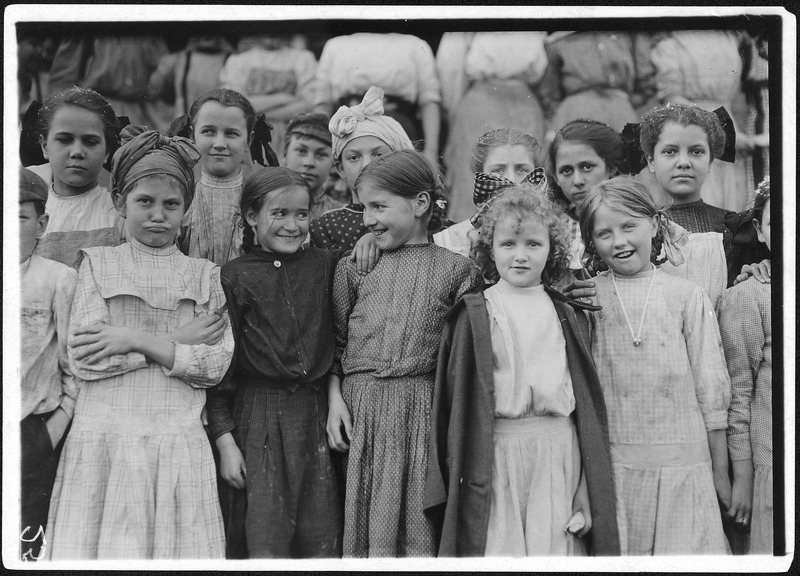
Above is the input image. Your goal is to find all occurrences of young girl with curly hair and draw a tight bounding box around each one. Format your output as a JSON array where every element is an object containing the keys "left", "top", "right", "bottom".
[{"left": 425, "top": 185, "right": 619, "bottom": 557}]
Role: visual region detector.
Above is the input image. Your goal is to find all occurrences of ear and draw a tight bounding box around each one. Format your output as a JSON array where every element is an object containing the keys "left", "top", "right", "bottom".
[
  {"left": 36, "top": 213, "right": 49, "bottom": 237},
  {"left": 334, "top": 159, "right": 345, "bottom": 180},
  {"left": 650, "top": 215, "right": 659, "bottom": 238},
  {"left": 414, "top": 191, "right": 431, "bottom": 217},
  {"left": 247, "top": 130, "right": 255, "bottom": 148},
  {"left": 244, "top": 206, "right": 258, "bottom": 228},
  {"left": 39, "top": 134, "right": 49, "bottom": 160},
  {"left": 753, "top": 219, "right": 766, "bottom": 244},
  {"left": 113, "top": 191, "right": 127, "bottom": 218},
  {"left": 646, "top": 154, "right": 655, "bottom": 174}
]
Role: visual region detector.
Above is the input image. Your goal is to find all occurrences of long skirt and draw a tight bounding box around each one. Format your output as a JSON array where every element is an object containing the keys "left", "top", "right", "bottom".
[
  {"left": 549, "top": 88, "right": 639, "bottom": 136},
  {"left": 443, "top": 80, "right": 546, "bottom": 223},
  {"left": 341, "top": 373, "right": 437, "bottom": 557},
  {"left": 485, "top": 415, "right": 586, "bottom": 556}
]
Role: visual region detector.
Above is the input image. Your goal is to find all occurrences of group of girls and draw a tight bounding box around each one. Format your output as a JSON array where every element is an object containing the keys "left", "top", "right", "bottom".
[{"left": 20, "top": 78, "right": 772, "bottom": 561}]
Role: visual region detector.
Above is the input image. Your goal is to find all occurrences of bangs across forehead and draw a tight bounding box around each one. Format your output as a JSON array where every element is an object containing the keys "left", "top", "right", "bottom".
[
  {"left": 596, "top": 196, "right": 652, "bottom": 221},
  {"left": 263, "top": 184, "right": 311, "bottom": 210}
]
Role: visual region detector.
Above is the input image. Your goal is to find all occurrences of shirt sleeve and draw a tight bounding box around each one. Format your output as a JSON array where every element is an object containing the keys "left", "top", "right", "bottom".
[
  {"left": 650, "top": 35, "right": 685, "bottom": 103},
  {"left": 718, "top": 284, "right": 764, "bottom": 461},
  {"left": 452, "top": 260, "right": 484, "bottom": 302},
  {"left": 206, "top": 267, "right": 242, "bottom": 440},
  {"left": 163, "top": 265, "right": 235, "bottom": 388},
  {"left": 54, "top": 267, "right": 79, "bottom": 418},
  {"left": 68, "top": 256, "right": 149, "bottom": 381},
  {"left": 331, "top": 257, "right": 359, "bottom": 377},
  {"left": 219, "top": 54, "right": 247, "bottom": 94},
  {"left": 682, "top": 285, "right": 731, "bottom": 431},
  {"left": 413, "top": 36, "right": 442, "bottom": 106}
]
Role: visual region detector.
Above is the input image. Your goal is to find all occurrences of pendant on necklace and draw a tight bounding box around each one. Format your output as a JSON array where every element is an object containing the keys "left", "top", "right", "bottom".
[{"left": 633, "top": 338, "right": 641, "bottom": 347}]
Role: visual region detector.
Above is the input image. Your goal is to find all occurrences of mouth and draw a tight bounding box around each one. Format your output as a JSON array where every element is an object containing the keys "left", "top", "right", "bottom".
[
  {"left": 511, "top": 265, "right": 530, "bottom": 271},
  {"left": 66, "top": 165, "right": 86, "bottom": 171},
  {"left": 276, "top": 234, "right": 301, "bottom": 241},
  {"left": 146, "top": 226, "right": 170, "bottom": 233},
  {"left": 371, "top": 229, "right": 388, "bottom": 237},
  {"left": 672, "top": 174, "right": 694, "bottom": 180},
  {"left": 614, "top": 250, "right": 635, "bottom": 260}
]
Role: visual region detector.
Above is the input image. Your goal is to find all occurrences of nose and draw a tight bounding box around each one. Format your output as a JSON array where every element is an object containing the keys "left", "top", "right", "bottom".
[
  {"left": 676, "top": 150, "right": 691, "bottom": 168},
  {"left": 502, "top": 167, "right": 516, "bottom": 182},
  {"left": 150, "top": 202, "right": 166, "bottom": 222},
  {"left": 572, "top": 170, "right": 585, "bottom": 186},
  {"left": 212, "top": 132, "right": 226, "bottom": 149},
  {"left": 611, "top": 231, "right": 626, "bottom": 248},
  {"left": 513, "top": 245, "right": 528, "bottom": 262},
  {"left": 282, "top": 215, "right": 300, "bottom": 232},
  {"left": 69, "top": 141, "right": 86, "bottom": 158},
  {"left": 363, "top": 209, "right": 377, "bottom": 228}
]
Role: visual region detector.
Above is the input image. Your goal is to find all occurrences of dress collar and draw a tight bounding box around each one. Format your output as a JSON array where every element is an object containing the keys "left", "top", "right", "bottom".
[
  {"left": 128, "top": 236, "right": 180, "bottom": 257},
  {"left": 49, "top": 182, "right": 102, "bottom": 200},
  {"left": 251, "top": 245, "right": 306, "bottom": 263},
  {"left": 200, "top": 168, "right": 244, "bottom": 189}
]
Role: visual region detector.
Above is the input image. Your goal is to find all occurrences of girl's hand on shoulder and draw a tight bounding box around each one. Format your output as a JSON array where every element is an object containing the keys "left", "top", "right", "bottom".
[
  {"left": 734, "top": 259, "right": 771, "bottom": 286},
  {"left": 326, "top": 393, "right": 353, "bottom": 453},
  {"left": 350, "top": 233, "right": 381, "bottom": 275},
  {"left": 70, "top": 323, "right": 140, "bottom": 364},
  {"left": 170, "top": 312, "right": 227, "bottom": 346},
  {"left": 216, "top": 433, "right": 247, "bottom": 490},
  {"left": 563, "top": 278, "right": 598, "bottom": 308}
]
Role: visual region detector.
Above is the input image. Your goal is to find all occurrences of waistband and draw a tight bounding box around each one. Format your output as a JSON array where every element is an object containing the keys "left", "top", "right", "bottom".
[
  {"left": 611, "top": 441, "right": 711, "bottom": 467},
  {"left": 493, "top": 414, "right": 574, "bottom": 436},
  {"left": 239, "top": 375, "right": 326, "bottom": 393}
]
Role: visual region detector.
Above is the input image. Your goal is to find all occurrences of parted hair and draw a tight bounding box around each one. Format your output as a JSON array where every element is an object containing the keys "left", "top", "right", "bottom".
[
  {"left": 239, "top": 167, "right": 310, "bottom": 253},
  {"left": 355, "top": 149, "right": 446, "bottom": 233},
  {"left": 36, "top": 86, "right": 120, "bottom": 155},
  {"left": 189, "top": 88, "right": 257, "bottom": 134},
  {"left": 578, "top": 176, "right": 673, "bottom": 272},
  {"left": 639, "top": 103, "right": 726, "bottom": 162},
  {"left": 470, "top": 128, "right": 546, "bottom": 174},
  {"left": 470, "top": 185, "right": 571, "bottom": 287}
]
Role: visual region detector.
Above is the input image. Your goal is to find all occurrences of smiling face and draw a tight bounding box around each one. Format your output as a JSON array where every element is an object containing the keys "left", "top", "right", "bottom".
[
  {"left": 647, "top": 122, "right": 711, "bottom": 203},
  {"left": 40, "top": 105, "right": 108, "bottom": 197},
  {"left": 193, "top": 101, "right": 251, "bottom": 178},
  {"left": 336, "top": 135, "right": 392, "bottom": 197},
  {"left": 591, "top": 204, "right": 657, "bottom": 277},
  {"left": 358, "top": 180, "right": 429, "bottom": 251},
  {"left": 283, "top": 135, "right": 334, "bottom": 195},
  {"left": 482, "top": 144, "right": 537, "bottom": 184},
  {"left": 118, "top": 176, "right": 185, "bottom": 249},
  {"left": 492, "top": 215, "right": 550, "bottom": 288},
  {"left": 555, "top": 142, "right": 611, "bottom": 210},
  {"left": 245, "top": 185, "right": 310, "bottom": 254}
]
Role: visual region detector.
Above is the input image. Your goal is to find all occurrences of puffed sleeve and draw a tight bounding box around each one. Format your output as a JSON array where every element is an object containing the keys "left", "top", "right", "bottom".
[
  {"left": 54, "top": 267, "right": 79, "bottom": 418},
  {"left": 164, "top": 265, "right": 234, "bottom": 388},
  {"left": 682, "top": 285, "right": 731, "bottom": 431},
  {"left": 718, "top": 283, "right": 764, "bottom": 461},
  {"left": 219, "top": 54, "right": 247, "bottom": 94},
  {"left": 650, "top": 34, "right": 685, "bottom": 103},
  {"left": 435, "top": 32, "right": 471, "bottom": 121},
  {"left": 294, "top": 49, "right": 318, "bottom": 104},
  {"left": 68, "top": 256, "right": 149, "bottom": 380},
  {"left": 413, "top": 36, "right": 442, "bottom": 107},
  {"left": 313, "top": 37, "right": 337, "bottom": 108},
  {"left": 331, "top": 257, "right": 360, "bottom": 377}
]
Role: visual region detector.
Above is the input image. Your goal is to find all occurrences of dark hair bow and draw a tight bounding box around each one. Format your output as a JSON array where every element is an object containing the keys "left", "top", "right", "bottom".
[
  {"left": 168, "top": 114, "right": 193, "bottom": 139},
  {"left": 251, "top": 114, "right": 280, "bottom": 167},
  {"left": 470, "top": 167, "right": 546, "bottom": 227},
  {"left": 622, "top": 106, "right": 737, "bottom": 174}
]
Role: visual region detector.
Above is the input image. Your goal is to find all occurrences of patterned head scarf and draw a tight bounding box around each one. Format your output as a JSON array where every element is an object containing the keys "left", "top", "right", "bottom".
[
  {"left": 110, "top": 125, "right": 201, "bottom": 209},
  {"left": 470, "top": 168, "right": 547, "bottom": 227},
  {"left": 329, "top": 86, "right": 414, "bottom": 160}
]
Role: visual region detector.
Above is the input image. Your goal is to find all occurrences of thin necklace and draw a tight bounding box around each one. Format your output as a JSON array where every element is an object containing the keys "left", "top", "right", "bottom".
[{"left": 610, "top": 263, "right": 657, "bottom": 347}]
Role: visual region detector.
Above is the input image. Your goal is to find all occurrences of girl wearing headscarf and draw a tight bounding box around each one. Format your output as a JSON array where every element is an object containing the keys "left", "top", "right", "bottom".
[
  {"left": 45, "top": 128, "right": 235, "bottom": 560},
  {"left": 310, "top": 86, "right": 414, "bottom": 252}
]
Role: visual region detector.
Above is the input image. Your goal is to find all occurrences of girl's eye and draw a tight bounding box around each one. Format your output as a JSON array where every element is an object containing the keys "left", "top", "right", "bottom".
[
  {"left": 580, "top": 164, "right": 595, "bottom": 172},
  {"left": 297, "top": 212, "right": 309, "bottom": 220},
  {"left": 690, "top": 148, "right": 706, "bottom": 155},
  {"left": 559, "top": 167, "right": 573, "bottom": 176},
  {"left": 596, "top": 230, "right": 610, "bottom": 239}
]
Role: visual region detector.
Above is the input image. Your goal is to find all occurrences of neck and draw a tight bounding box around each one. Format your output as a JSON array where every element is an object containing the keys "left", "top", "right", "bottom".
[
  {"left": 53, "top": 179, "right": 98, "bottom": 197},
  {"left": 611, "top": 263, "right": 655, "bottom": 279},
  {"left": 668, "top": 192, "right": 702, "bottom": 206},
  {"left": 405, "top": 224, "right": 430, "bottom": 246}
]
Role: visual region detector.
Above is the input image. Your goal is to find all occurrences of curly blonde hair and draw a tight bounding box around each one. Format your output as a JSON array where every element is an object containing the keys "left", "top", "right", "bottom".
[{"left": 470, "top": 185, "right": 571, "bottom": 286}]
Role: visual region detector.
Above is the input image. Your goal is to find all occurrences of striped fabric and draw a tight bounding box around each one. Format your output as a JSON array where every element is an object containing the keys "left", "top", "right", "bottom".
[{"left": 187, "top": 170, "right": 244, "bottom": 266}]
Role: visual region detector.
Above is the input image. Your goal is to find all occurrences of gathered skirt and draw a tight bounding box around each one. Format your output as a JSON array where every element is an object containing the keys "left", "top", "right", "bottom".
[
  {"left": 341, "top": 373, "right": 437, "bottom": 558},
  {"left": 486, "top": 415, "right": 586, "bottom": 557}
]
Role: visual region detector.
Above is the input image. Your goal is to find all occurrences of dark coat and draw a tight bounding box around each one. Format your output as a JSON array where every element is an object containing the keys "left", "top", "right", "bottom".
[{"left": 423, "top": 287, "right": 620, "bottom": 557}]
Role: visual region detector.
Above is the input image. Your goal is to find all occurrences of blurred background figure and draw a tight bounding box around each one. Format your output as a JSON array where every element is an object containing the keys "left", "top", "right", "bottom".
[
  {"left": 47, "top": 33, "right": 169, "bottom": 131},
  {"left": 219, "top": 33, "right": 316, "bottom": 156},
  {"left": 646, "top": 30, "right": 747, "bottom": 212},
  {"left": 739, "top": 33, "right": 770, "bottom": 199},
  {"left": 17, "top": 30, "right": 57, "bottom": 119},
  {"left": 314, "top": 32, "right": 442, "bottom": 167},
  {"left": 539, "top": 31, "right": 656, "bottom": 142},
  {"left": 147, "top": 34, "right": 235, "bottom": 122},
  {"left": 436, "top": 31, "right": 547, "bottom": 222}
]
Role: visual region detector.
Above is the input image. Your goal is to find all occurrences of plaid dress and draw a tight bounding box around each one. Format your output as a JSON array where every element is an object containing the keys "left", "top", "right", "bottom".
[
  {"left": 591, "top": 268, "right": 730, "bottom": 555},
  {"left": 333, "top": 243, "right": 482, "bottom": 557},
  {"left": 719, "top": 278, "right": 772, "bottom": 553},
  {"left": 45, "top": 239, "right": 234, "bottom": 559}
]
